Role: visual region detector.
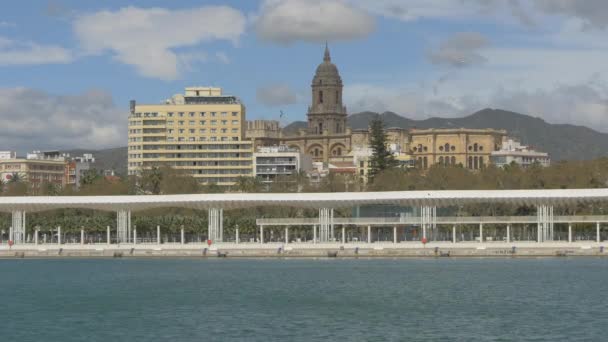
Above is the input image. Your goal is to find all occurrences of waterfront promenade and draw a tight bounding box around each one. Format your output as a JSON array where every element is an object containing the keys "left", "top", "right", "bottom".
[{"left": 2, "top": 241, "right": 607, "bottom": 258}]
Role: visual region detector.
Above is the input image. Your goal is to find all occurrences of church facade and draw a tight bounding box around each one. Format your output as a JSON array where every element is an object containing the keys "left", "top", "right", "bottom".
[
  {"left": 247, "top": 46, "right": 508, "bottom": 170},
  {"left": 247, "top": 45, "right": 373, "bottom": 163}
]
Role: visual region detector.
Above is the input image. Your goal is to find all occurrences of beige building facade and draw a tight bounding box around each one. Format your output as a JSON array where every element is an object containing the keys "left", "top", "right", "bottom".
[
  {"left": 128, "top": 87, "right": 252, "bottom": 187},
  {"left": 0, "top": 151, "right": 67, "bottom": 190},
  {"left": 409, "top": 128, "right": 506, "bottom": 169}
]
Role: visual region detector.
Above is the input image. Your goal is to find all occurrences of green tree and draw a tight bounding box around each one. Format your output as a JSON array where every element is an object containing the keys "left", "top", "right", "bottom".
[
  {"left": 368, "top": 116, "right": 397, "bottom": 182},
  {"left": 80, "top": 169, "right": 100, "bottom": 187},
  {"left": 233, "top": 176, "right": 263, "bottom": 193}
]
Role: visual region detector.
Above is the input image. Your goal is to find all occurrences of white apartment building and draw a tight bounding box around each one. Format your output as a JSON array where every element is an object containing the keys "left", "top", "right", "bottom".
[{"left": 491, "top": 138, "right": 550, "bottom": 168}]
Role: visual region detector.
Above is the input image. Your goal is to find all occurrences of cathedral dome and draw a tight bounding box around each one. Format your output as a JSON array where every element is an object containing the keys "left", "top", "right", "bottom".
[{"left": 313, "top": 44, "right": 342, "bottom": 85}]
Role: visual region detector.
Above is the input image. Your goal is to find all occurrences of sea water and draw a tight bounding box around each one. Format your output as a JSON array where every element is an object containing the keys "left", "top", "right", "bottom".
[{"left": 0, "top": 258, "right": 606, "bottom": 341}]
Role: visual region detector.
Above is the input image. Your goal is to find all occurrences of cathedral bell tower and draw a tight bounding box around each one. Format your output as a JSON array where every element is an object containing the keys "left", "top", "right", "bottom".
[{"left": 307, "top": 44, "right": 347, "bottom": 135}]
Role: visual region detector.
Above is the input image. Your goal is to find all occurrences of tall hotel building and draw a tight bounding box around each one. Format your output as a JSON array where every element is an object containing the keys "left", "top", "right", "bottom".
[{"left": 127, "top": 87, "right": 252, "bottom": 187}]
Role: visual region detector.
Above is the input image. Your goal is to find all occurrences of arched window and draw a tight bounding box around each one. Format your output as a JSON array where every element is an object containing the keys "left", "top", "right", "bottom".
[
  {"left": 474, "top": 156, "right": 479, "bottom": 169},
  {"left": 337, "top": 147, "right": 342, "bottom": 156},
  {"left": 468, "top": 156, "right": 473, "bottom": 169},
  {"left": 474, "top": 143, "right": 478, "bottom": 152},
  {"left": 479, "top": 157, "right": 484, "bottom": 168},
  {"left": 318, "top": 122, "right": 323, "bottom": 134},
  {"left": 314, "top": 149, "right": 319, "bottom": 157},
  {"left": 451, "top": 156, "right": 456, "bottom": 165},
  {"left": 439, "top": 156, "right": 444, "bottom": 164},
  {"left": 444, "top": 143, "right": 450, "bottom": 152},
  {"left": 423, "top": 157, "right": 428, "bottom": 169},
  {"left": 319, "top": 91, "right": 324, "bottom": 104}
]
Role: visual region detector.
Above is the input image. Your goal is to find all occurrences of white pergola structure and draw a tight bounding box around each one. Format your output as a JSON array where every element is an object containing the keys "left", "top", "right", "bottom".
[{"left": 1, "top": 189, "right": 608, "bottom": 244}]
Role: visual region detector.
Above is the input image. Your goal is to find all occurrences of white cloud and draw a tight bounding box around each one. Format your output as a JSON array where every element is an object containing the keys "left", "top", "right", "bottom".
[
  {"left": 257, "top": 83, "right": 298, "bottom": 106},
  {"left": 535, "top": 0, "right": 608, "bottom": 29},
  {"left": 73, "top": 5, "right": 246, "bottom": 80},
  {"left": 0, "top": 36, "right": 73, "bottom": 66},
  {"left": 255, "top": 0, "right": 375, "bottom": 44},
  {"left": 0, "top": 21, "right": 15, "bottom": 27},
  {"left": 350, "top": 0, "right": 483, "bottom": 21},
  {"left": 215, "top": 51, "right": 230, "bottom": 64},
  {"left": 428, "top": 32, "right": 490, "bottom": 67},
  {"left": 0, "top": 88, "right": 125, "bottom": 152}
]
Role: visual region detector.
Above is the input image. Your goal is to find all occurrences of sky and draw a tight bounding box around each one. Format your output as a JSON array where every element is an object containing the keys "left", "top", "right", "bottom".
[{"left": 1, "top": 0, "right": 608, "bottom": 152}]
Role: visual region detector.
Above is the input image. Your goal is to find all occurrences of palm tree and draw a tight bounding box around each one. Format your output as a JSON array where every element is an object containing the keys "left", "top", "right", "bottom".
[{"left": 7, "top": 172, "right": 25, "bottom": 184}]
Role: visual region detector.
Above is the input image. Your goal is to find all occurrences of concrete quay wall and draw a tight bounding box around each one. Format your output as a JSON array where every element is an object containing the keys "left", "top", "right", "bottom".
[{"left": 1, "top": 242, "right": 606, "bottom": 258}]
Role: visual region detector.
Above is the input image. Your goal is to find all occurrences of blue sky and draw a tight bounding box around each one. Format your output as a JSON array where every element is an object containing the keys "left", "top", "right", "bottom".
[{"left": 1, "top": 0, "right": 608, "bottom": 152}]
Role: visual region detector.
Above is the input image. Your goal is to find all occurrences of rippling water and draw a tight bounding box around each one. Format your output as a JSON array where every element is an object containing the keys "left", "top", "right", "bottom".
[{"left": 1, "top": 258, "right": 606, "bottom": 341}]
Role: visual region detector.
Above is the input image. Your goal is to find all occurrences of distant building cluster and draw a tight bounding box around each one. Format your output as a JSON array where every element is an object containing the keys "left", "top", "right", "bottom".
[
  {"left": 0, "top": 151, "right": 99, "bottom": 190},
  {"left": 123, "top": 45, "right": 550, "bottom": 188}
]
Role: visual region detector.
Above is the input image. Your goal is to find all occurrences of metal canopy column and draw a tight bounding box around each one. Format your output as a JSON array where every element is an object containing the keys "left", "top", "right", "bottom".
[
  {"left": 420, "top": 206, "right": 436, "bottom": 241},
  {"left": 116, "top": 209, "right": 131, "bottom": 243},
  {"left": 208, "top": 208, "right": 223, "bottom": 243},
  {"left": 318, "top": 208, "right": 334, "bottom": 242},
  {"left": 536, "top": 204, "right": 554, "bottom": 242},
  {"left": 11, "top": 210, "right": 26, "bottom": 244}
]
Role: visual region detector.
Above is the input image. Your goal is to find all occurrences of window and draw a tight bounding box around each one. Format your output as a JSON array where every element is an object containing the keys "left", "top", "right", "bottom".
[
  {"left": 178, "top": 121, "right": 184, "bottom": 126},
  {"left": 360, "top": 161, "right": 364, "bottom": 167},
  {"left": 211, "top": 120, "right": 217, "bottom": 125},
  {"left": 199, "top": 112, "right": 206, "bottom": 117},
  {"left": 451, "top": 146, "right": 456, "bottom": 151},
  {"left": 167, "top": 120, "right": 174, "bottom": 125},
  {"left": 474, "top": 143, "right": 478, "bottom": 152},
  {"left": 189, "top": 112, "right": 195, "bottom": 117},
  {"left": 211, "top": 128, "right": 217, "bottom": 133},
  {"left": 189, "top": 129, "right": 195, "bottom": 134},
  {"left": 439, "top": 156, "right": 444, "bottom": 164},
  {"left": 189, "top": 120, "right": 195, "bottom": 125},
  {"left": 439, "top": 146, "right": 444, "bottom": 151},
  {"left": 444, "top": 143, "right": 450, "bottom": 152},
  {"left": 232, "top": 112, "right": 238, "bottom": 117},
  {"left": 168, "top": 112, "right": 174, "bottom": 117},
  {"left": 221, "top": 128, "right": 227, "bottom": 133},
  {"left": 178, "top": 112, "right": 184, "bottom": 117},
  {"left": 231, "top": 128, "right": 238, "bottom": 133},
  {"left": 221, "top": 120, "right": 227, "bottom": 125},
  {"left": 221, "top": 112, "right": 227, "bottom": 116},
  {"left": 451, "top": 156, "right": 456, "bottom": 165},
  {"left": 200, "top": 120, "right": 206, "bottom": 125},
  {"left": 211, "top": 112, "right": 216, "bottom": 117},
  {"left": 199, "top": 129, "right": 207, "bottom": 134},
  {"left": 168, "top": 129, "right": 174, "bottom": 134},
  {"left": 319, "top": 91, "right": 323, "bottom": 103},
  {"left": 468, "top": 156, "right": 473, "bottom": 169},
  {"left": 179, "top": 129, "right": 185, "bottom": 134},
  {"left": 232, "top": 120, "right": 238, "bottom": 125}
]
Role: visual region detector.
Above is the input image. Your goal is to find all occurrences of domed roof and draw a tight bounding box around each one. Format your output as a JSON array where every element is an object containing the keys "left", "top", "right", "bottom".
[{"left": 313, "top": 44, "right": 342, "bottom": 83}]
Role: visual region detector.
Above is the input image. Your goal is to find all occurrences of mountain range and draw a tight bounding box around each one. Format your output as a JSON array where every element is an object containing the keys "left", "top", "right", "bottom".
[{"left": 68, "top": 108, "right": 608, "bottom": 176}]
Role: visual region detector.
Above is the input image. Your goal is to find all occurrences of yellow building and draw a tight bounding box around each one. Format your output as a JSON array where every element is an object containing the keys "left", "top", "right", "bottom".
[
  {"left": 128, "top": 87, "right": 253, "bottom": 187},
  {"left": 409, "top": 128, "right": 506, "bottom": 170}
]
